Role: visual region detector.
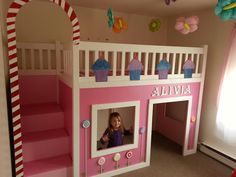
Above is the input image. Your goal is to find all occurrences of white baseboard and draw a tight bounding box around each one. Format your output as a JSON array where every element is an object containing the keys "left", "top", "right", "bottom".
[{"left": 199, "top": 143, "right": 236, "bottom": 169}]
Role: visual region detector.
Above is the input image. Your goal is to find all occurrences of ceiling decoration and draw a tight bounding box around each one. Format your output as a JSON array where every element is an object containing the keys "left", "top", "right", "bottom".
[{"left": 164, "top": 0, "right": 176, "bottom": 5}]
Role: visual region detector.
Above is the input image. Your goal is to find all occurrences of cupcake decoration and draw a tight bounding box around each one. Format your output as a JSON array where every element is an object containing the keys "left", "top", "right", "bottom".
[
  {"left": 156, "top": 59, "right": 171, "bottom": 79},
  {"left": 92, "top": 58, "right": 111, "bottom": 82},
  {"left": 183, "top": 59, "right": 195, "bottom": 78},
  {"left": 127, "top": 58, "right": 143, "bottom": 80}
]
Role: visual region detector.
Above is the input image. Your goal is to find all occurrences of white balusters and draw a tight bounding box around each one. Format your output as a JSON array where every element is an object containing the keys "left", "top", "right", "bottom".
[
  {"left": 172, "top": 53, "right": 176, "bottom": 75},
  {"left": 112, "top": 52, "right": 117, "bottom": 76},
  {"left": 121, "top": 52, "right": 125, "bottom": 76},
  {"left": 143, "top": 53, "right": 148, "bottom": 76},
  {"left": 151, "top": 53, "right": 155, "bottom": 75},
  {"left": 85, "top": 51, "right": 89, "bottom": 77},
  {"left": 195, "top": 54, "right": 200, "bottom": 74}
]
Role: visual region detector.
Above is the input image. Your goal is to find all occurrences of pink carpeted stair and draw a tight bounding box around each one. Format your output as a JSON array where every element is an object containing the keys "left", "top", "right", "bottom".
[{"left": 21, "top": 103, "right": 72, "bottom": 177}]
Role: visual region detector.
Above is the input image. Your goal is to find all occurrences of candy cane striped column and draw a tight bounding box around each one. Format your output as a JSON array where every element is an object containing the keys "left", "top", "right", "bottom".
[
  {"left": 7, "top": 1, "right": 31, "bottom": 176},
  {"left": 7, "top": 0, "right": 80, "bottom": 176},
  {"left": 50, "top": 0, "right": 80, "bottom": 45}
]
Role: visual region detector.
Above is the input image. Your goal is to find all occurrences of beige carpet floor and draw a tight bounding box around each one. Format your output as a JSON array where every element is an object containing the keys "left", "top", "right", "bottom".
[{"left": 116, "top": 132, "right": 232, "bottom": 177}]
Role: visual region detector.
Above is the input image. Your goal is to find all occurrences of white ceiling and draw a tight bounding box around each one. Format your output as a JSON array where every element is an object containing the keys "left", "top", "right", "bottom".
[{"left": 69, "top": 0, "right": 217, "bottom": 17}]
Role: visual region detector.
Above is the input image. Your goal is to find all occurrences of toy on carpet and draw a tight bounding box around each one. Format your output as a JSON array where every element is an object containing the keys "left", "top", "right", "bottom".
[
  {"left": 215, "top": 0, "right": 236, "bottom": 21},
  {"left": 175, "top": 16, "right": 199, "bottom": 34},
  {"left": 149, "top": 19, "right": 161, "bottom": 32},
  {"left": 107, "top": 8, "right": 128, "bottom": 33}
]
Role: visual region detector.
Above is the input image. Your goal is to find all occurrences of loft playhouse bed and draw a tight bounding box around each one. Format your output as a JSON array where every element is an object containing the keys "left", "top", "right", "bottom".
[{"left": 7, "top": 1, "right": 207, "bottom": 177}]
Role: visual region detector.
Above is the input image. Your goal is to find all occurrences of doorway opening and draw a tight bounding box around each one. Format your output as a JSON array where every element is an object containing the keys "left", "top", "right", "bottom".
[{"left": 147, "top": 96, "right": 192, "bottom": 162}]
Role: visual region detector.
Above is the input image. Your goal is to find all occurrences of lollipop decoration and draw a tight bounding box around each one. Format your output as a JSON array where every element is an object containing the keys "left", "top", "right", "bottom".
[
  {"left": 149, "top": 19, "right": 161, "bottom": 32},
  {"left": 82, "top": 120, "right": 91, "bottom": 177},
  {"left": 113, "top": 153, "right": 121, "bottom": 169},
  {"left": 125, "top": 151, "right": 133, "bottom": 166},
  {"left": 82, "top": 120, "right": 91, "bottom": 128},
  {"left": 97, "top": 157, "right": 106, "bottom": 173}
]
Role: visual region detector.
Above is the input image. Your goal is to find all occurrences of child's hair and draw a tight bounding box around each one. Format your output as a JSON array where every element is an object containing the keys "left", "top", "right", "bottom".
[{"left": 108, "top": 112, "right": 124, "bottom": 133}]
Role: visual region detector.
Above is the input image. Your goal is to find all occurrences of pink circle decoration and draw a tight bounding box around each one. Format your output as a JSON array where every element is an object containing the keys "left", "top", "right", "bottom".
[
  {"left": 126, "top": 151, "right": 133, "bottom": 159},
  {"left": 98, "top": 157, "right": 106, "bottom": 166},
  {"left": 139, "top": 127, "right": 146, "bottom": 134}
]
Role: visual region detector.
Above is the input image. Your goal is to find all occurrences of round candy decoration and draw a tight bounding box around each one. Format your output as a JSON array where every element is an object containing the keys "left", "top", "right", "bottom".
[
  {"left": 98, "top": 157, "right": 106, "bottom": 166},
  {"left": 139, "top": 127, "right": 146, "bottom": 134},
  {"left": 113, "top": 153, "right": 121, "bottom": 162},
  {"left": 125, "top": 151, "right": 133, "bottom": 159},
  {"left": 82, "top": 120, "right": 90, "bottom": 129}
]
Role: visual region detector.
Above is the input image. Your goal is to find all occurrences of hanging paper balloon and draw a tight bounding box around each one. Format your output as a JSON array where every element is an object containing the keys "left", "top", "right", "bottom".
[
  {"left": 113, "top": 17, "right": 128, "bottom": 33},
  {"left": 164, "top": 0, "right": 176, "bottom": 5},
  {"left": 149, "top": 19, "right": 161, "bottom": 32},
  {"left": 175, "top": 16, "right": 199, "bottom": 35},
  {"left": 215, "top": 0, "right": 236, "bottom": 21},
  {"left": 107, "top": 8, "right": 114, "bottom": 28}
]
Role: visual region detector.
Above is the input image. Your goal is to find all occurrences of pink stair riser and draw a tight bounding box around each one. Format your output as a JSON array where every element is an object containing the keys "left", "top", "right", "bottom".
[
  {"left": 24, "top": 155, "right": 72, "bottom": 177},
  {"left": 21, "top": 112, "right": 64, "bottom": 133},
  {"left": 23, "top": 129, "right": 69, "bottom": 162}
]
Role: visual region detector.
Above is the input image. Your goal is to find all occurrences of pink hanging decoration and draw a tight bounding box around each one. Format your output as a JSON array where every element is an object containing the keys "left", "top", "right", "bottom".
[
  {"left": 164, "top": 0, "right": 176, "bottom": 5},
  {"left": 175, "top": 16, "right": 199, "bottom": 34}
]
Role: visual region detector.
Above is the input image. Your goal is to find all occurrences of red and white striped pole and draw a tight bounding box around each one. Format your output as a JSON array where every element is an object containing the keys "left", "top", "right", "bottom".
[{"left": 7, "top": 0, "right": 80, "bottom": 176}]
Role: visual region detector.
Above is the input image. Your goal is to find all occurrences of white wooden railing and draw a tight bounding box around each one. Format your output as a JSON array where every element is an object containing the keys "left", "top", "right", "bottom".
[
  {"left": 76, "top": 42, "right": 207, "bottom": 82},
  {"left": 17, "top": 41, "right": 72, "bottom": 76},
  {"left": 17, "top": 41, "right": 208, "bottom": 83}
]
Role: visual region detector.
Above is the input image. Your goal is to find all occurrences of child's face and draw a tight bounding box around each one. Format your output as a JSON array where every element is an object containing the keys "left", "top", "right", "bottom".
[{"left": 111, "top": 117, "right": 121, "bottom": 130}]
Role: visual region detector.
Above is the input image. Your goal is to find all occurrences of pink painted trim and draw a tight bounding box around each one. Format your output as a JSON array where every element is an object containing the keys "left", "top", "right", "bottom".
[
  {"left": 217, "top": 26, "right": 236, "bottom": 107},
  {"left": 7, "top": 0, "right": 80, "bottom": 176}
]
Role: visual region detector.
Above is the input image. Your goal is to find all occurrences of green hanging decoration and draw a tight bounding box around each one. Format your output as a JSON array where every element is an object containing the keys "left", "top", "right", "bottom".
[
  {"left": 149, "top": 19, "right": 161, "bottom": 32},
  {"left": 107, "top": 8, "right": 114, "bottom": 28}
]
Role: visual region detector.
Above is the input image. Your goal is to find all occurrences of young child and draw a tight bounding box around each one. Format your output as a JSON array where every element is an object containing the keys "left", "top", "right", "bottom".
[{"left": 100, "top": 112, "right": 131, "bottom": 148}]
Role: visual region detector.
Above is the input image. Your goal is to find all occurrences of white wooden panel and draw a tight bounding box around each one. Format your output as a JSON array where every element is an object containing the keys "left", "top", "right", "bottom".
[
  {"left": 166, "top": 53, "right": 170, "bottom": 62},
  {"left": 94, "top": 51, "right": 98, "bottom": 60},
  {"left": 196, "top": 54, "right": 200, "bottom": 74},
  {"left": 178, "top": 53, "right": 182, "bottom": 74},
  {"left": 85, "top": 51, "right": 89, "bottom": 77},
  {"left": 104, "top": 51, "right": 108, "bottom": 61},
  {"left": 151, "top": 53, "right": 155, "bottom": 75},
  {"left": 172, "top": 53, "right": 176, "bottom": 75},
  {"left": 113, "top": 52, "right": 117, "bottom": 76},
  {"left": 144, "top": 53, "right": 148, "bottom": 76},
  {"left": 121, "top": 52, "right": 125, "bottom": 76}
]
